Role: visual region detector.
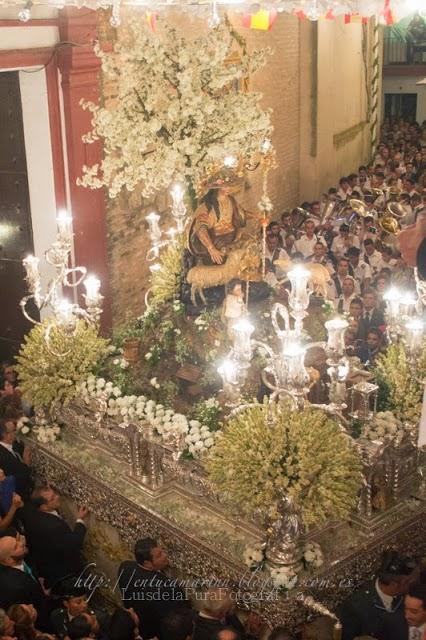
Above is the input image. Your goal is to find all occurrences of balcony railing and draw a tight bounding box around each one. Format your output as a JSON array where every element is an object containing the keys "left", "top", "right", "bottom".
[{"left": 384, "top": 33, "right": 426, "bottom": 65}]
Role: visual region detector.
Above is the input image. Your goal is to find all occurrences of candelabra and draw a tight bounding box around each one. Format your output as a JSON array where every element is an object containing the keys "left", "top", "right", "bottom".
[
  {"left": 170, "top": 184, "right": 187, "bottom": 233},
  {"left": 20, "top": 210, "right": 103, "bottom": 356},
  {"left": 145, "top": 212, "right": 163, "bottom": 262}
]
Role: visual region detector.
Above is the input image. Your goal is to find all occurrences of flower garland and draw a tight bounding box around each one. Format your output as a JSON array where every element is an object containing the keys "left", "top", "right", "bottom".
[
  {"left": 80, "top": 375, "right": 217, "bottom": 457},
  {"left": 16, "top": 415, "right": 61, "bottom": 444}
]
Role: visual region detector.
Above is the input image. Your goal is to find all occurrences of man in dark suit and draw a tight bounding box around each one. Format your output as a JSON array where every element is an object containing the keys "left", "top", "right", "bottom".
[
  {"left": 0, "top": 532, "right": 49, "bottom": 628},
  {"left": 0, "top": 420, "right": 33, "bottom": 500},
  {"left": 357, "top": 288, "right": 386, "bottom": 340},
  {"left": 118, "top": 537, "right": 189, "bottom": 640},
  {"left": 193, "top": 588, "right": 249, "bottom": 640},
  {"left": 22, "top": 485, "right": 88, "bottom": 588},
  {"left": 339, "top": 552, "right": 417, "bottom": 640}
]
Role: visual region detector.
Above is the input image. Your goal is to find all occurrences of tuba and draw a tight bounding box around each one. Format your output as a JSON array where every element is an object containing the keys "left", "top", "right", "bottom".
[
  {"left": 377, "top": 202, "right": 403, "bottom": 244},
  {"left": 291, "top": 207, "right": 309, "bottom": 230}
]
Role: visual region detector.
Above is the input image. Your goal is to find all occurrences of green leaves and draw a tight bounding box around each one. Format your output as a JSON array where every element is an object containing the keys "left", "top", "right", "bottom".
[{"left": 16, "top": 321, "right": 109, "bottom": 411}]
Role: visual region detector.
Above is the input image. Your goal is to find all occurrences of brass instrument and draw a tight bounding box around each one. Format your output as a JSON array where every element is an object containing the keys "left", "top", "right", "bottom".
[
  {"left": 386, "top": 202, "right": 406, "bottom": 219},
  {"left": 378, "top": 215, "right": 401, "bottom": 235},
  {"left": 349, "top": 198, "right": 370, "bottom": 218},
  {"left": 291, "top": 207, "right": 309, "bottom": 230},
  {"left": 376, "top": 201, "right": 405, "bottom": 241}
]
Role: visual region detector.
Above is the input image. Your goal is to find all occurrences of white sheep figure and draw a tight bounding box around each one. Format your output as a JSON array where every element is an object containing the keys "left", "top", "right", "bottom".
[{"left": 187, "top": 248, "right": 245, "bottom": 306}]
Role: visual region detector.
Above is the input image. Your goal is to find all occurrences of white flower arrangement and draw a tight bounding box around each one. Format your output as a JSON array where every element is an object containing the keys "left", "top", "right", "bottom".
[
  {"left": 16, "top": 415, "right": 61, "bottom": 443},
  {"left": 78, "top": 20, "right": 272, "bottom": 199},
  {"left": 303, "top": 542, "right": 324, "bottom": 568},
  {"left": 269, "top": 566, "right": 298, "bottom": 590},
  {"left": 362, "top": 411, "right": 405, "bottom": 443},
  {"left": 243, "top": 542, "right": 265, "bottom": 568},
  {"left": 184, "top": 419, "right": 216, "bottom": 458},
  {"left": 80, "top": 375, "right": 215, "bottom": 451}
]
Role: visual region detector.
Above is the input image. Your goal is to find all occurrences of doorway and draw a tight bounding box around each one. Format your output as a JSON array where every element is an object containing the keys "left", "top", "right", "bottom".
[
  {"left": 384, "top": 93, "right": 418, "bottom": 121},
  {"left": 0, "top": 71, "right": 37, "bottom": 362}
]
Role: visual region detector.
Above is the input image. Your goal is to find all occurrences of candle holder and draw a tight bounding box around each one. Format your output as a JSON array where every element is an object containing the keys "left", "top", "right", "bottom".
[
  {"left": 288, "top": 265, "right": 311, "bottom": 335},
  {"left": 217, "top": 357, "right": 245, "bottom": 405},
  {"left": 170, "top": 184, "right": 187, "bottom": 233},
  {"left": 405, "top": 318, "right": 424, "bottom": 354},
  {"left": 20, "top": 209, "right": 103, "bottom": 358},
  {"left": 232, "top": 317, "right": 254, "bottom": 369},
  {"left": 146, "top": 212, "right": 162, "bottom": 261},
  {"left": 349, "top": 381, "right": 378, "bottom": 422},
  {"left": 383, "top": 287, "right": 402, "bottom": 339}
]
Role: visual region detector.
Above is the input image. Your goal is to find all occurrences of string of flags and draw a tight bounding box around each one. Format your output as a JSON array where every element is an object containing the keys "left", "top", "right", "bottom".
[{"left": 241, "top": 0, "right": 395, "bottom": 30}]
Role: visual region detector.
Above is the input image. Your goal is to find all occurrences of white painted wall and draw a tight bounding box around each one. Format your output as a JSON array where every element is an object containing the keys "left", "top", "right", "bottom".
[
  {"left": 0, "top": 23, "right": 69, "bottom": 315},
  {"left": 382, "top": 75, "right": 426, "bottom": 123},
  {"left": 19, "top": 68, "right": 58, "bottom": 305},
  {"left": 0, "top": 27, "right": 58, "bottom": 50}
]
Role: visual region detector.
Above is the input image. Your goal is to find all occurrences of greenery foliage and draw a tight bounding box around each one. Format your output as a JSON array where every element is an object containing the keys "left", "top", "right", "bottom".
[
  {"left": 207, "top": 402, "right": 363, "bottom": 527},
  {"left": 374, "top": 341, "right": 425, "bottom": 423},
  {"left": 16, "top": 320, "right": 109, "bottom": 410},
  {"left": 150, "top": 239, "right": 185, "bottom": 308}
]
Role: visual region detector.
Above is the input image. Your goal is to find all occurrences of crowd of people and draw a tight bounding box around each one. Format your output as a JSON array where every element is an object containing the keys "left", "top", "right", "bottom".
[
  {"left": 1, "top": 118, "right": 426, "bottom": 640},
  {"left": 264, "top": 118, "right": 426, "bottom": 366}
]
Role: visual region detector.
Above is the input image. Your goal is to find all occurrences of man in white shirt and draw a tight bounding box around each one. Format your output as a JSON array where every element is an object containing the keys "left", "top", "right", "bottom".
[
  {"left": 346, "top": 246, "right": 372, "bottom": 293},
  {"left": 306, "top": 241, "right": 335, "bottom": 275},
  {"left": 264, "top": 234, "right": 289, "bottom": 286},
  {"left": 294, "top": 219, "right": 326, "bottom": 258},
  {"left": 337, "top": 177, "right": 352, "bottom": 201},
  {"left": 336, "top": 276, "right": 357, "bottom": 313},
  {"left": 362, "top": 239, "right": 383, "bottom": 276},
  {"left": 331, "top": 223, "right": 360, "bottom": 259}
]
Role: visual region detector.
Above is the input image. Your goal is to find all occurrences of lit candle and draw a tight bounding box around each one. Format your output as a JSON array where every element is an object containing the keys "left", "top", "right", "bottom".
[
  {"left": 325, "top": 317, "right": 349, "bottom": 355},
  {"left": 56, "top": 209, "right": 73, "bottom": 243},
  {"left": 170, "top": 184, "right": 187, "bottom": 232},
  {"left": 55, "top": 299, "right": 75, "bottom": 330},
  {"left": 23, "top": 254, "right": 39, "bottom": 283},
  {"left": 282, "top": 342, "right": 308, "bottom": 388},
  {"left": 166, "top": 228, "right": 178, "bottom": 244},
  {"left": 399, "top": 292, "right": 416, "bottom": 317},
  {"left": 383, "top": 287, "right": 401, "bottom": 321},
  {"left": 84, "top": 275, "right": 101, "bottom": 306},
  {"left": 223, "top": 155, "right": 237, "bottom": 168},
  {"left": 288, "top": 265, "right": 311, "bottom": 312},
  {"left": 405, "top": 318, "right": 423, "bottom": 352},
  {"left": 146, "top": 212, "right": 161, "bottom": 241},
  {"left": 218, "top": 358, "right": 239, "bottom": 386},
  {"left": 232, "top": 317, "right": 254, "bottom": 365},
  {"left": 170, "top": 184, "right": 184, "bottom": 201},
  {"left": 260, "top": 138, "right": 272, "bottom": 154}
]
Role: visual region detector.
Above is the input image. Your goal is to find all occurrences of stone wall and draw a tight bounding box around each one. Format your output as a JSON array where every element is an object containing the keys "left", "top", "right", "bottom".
[{"left": 101, "top": 11, "right": 376, "bottom": 327}]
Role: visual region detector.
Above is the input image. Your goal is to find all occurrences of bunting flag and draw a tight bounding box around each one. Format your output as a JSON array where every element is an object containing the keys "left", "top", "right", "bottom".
[
  {"left": 294, "top": 9, "right": 307, "bottom": 19},
  {"left": 325, "top": 8, "right": 335, "bottom": 19},
  {"left": 242, "top": 8, "right": 277, "bottom": 30},
  {"left": 146, "top": 11, "right": 158, "bottom": 31},
  {"left": 344, "top": 13, "right": 369, "bottom": 24},
  {"left": 381, "top": 0, "right": 395, "bottom": 25}
]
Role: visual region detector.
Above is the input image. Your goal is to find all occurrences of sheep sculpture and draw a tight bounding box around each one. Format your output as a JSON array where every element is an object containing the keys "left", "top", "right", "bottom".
[{"left": 187, "top": 248, "right": 245, "bottom": 306}]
